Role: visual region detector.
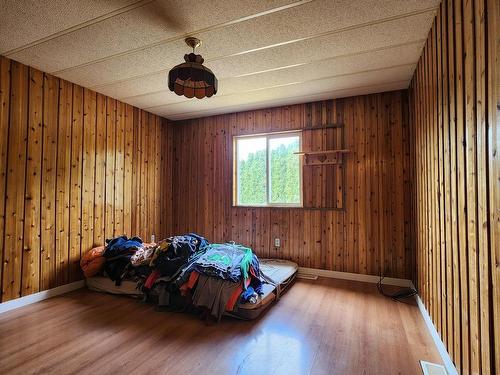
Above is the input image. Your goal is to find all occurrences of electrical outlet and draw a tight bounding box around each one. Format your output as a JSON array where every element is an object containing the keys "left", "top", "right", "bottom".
[
  {"left": 151, "top": 234, "right": 156, "bottom": 243},
  {"left": 274, "top": 238, "right": 280, "bottom": 247}
]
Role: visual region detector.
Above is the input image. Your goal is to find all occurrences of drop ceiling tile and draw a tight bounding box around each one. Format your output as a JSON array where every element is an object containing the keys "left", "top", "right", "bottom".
[
  {"left": 98, "top": 39, "right": 423, "bottom": 100},
  {"left": 194, "top": 0, "right": 437, "bottom": 59},
  {"left": 123, "top": 44, "right": 420, "bottom": 109},
  {"left": 165, "top": 81, "right": 408, "bottom": 120},
  {"left": 205, "top": 34, "right": 423, "bottom": 80},
  {"left": 96, "top": 71, "right": 169, "bottom": 99},
  {"left": 153, "top": 64, "right": 413, "bottom": 118},
  {"left": 7, "top": 0, "right": 296, "bottom": 73},
  {"left": 0, "top": 0, "right": 139, "bottom": 53},
  {"left": 217, "top": 55, "right": 415, "bottom": 96},
  {"left": 58, "top": 11, "right": 434, "bottom": 89}
]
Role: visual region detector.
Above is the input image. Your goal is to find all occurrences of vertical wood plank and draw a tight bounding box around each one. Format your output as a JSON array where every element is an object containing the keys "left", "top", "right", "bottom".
[
  {"left": 356, "top": 97, "right": 367, "bottom": 274},
  {"left": 69, "top": 85, "right": 83, "bottom": 282},
  {"left": 2, "top": 61, "right": 28, "bottom": 301},
  {"left": 436, "top": 5, "right": 448, "bottom": 343},
  {"left": 21, "top": 67, "right": 43, "bottom": 296},
  {"left": 440, "top": 0, "right": 454, "bottom": 359},
  {"left": 455, "top": 0, "right": 471, "bottom": 371},
  {"left": 430, "top": 20, "right": 441, "bottom": 333},
  {"left": 446, "top": 0, "right": 462, "bottom": 367},
  {"left": 463, "top": 0, "right": 481, "bottom": 371},
  {"left": 81, "top": 88, "right": 96, "bottom": 254},
  {"left": 147, "top": 113, "right": 156, "bottom": 240},
  {"left": 114, "top": 101, "right": 125, "bottom": 237},
  {"left": 93, "top": 93, "right": 106, "bottom": 247},
  {"left": 123, "top": 104, "right": 133, "bottom": 236},
  {"left": 0, "top": 57, "right": 11, "bottom": 300},
  {"left": 40, "top": 74, "right": 58, "bottom": 290},
  {"left": 367, "top": 94, "right": 379, "bottom": 276},
  {"left": 131, "top": 108, "right": 139, "bottom": 236},
  {"left": 105, "top": 97, "right": 116, "bottom": 240},
  {"left": 474, "top": 0, "right": 490, "bottom": 373},
  {"left": 487, "top": 0, "right": 500, "bottom": 373},
  {"left": 344, "top": 97, "right": 355, "bottom": 273},
  {"left": 139, "top": 110, "right": 147, "bottom": 239},
  {"left": 55, "top": 80, "right": 72, "bottom": 286}
]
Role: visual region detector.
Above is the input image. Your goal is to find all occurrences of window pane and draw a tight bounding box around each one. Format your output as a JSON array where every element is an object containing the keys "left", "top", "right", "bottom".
[
  {"left": 237, "top": 137, "right": 267, "bottom": 205},
  {"left": 269, "top": 135, "right": 300, "bottom": 204}
]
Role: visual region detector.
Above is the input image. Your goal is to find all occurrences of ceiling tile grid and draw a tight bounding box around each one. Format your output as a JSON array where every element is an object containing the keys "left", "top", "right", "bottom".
[
  {"left": 153, "top": 64, "right": 414, "bottom": 116},
  {"left": 123, "top": 43, "right": 422, "bottom": 109},
  {"left": 0, "top": 0, "right": 440, "bottom": 120}
]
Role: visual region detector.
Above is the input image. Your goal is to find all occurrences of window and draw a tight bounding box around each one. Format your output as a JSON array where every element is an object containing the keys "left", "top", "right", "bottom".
[{"left": 233, "top": 131, "right": 302, "bottom": 207}]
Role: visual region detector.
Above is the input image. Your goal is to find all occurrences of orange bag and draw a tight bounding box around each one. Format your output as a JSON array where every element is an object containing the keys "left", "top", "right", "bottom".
[{"left": 80, "top": 246, "right": 106, "bottom": 278}]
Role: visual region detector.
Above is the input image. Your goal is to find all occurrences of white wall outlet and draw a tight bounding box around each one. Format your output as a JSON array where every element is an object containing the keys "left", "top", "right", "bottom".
[
  {"left": 151, "top": 234, "right": 156, "bottom": 243},
  {"left": 274, "top": 238, "right": 280, "bottom": 247}
]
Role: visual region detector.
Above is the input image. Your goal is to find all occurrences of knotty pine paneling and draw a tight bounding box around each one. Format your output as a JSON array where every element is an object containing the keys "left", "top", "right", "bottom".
[
  {"left": 0, "top": 56, "right": 173, "bottom": 302},
  {"left": 172, "top": 90, "right": 413, "bottom": 279},
  {"left": 487, "top": 0, "right": 500, "bottom": 372},
  {"left": 409, "top": 0, "right": 499, "bottom": 373}
]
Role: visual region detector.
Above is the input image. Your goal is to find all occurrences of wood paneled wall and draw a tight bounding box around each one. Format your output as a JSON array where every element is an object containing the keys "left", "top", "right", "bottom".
[
  {"left": 172, "top": 90, "right": 414, "bottom": 279},
  {"left": 409, "top": 0, "right": 499, "bottom": 373},
  {"left": 0, "top": 56, "right": 173, "bottom": 302},
  {"left": 301, "top": 125, "right": 345, "bottom": 210}
]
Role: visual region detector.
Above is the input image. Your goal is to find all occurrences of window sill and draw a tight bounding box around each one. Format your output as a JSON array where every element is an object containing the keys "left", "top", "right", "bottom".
[{"left": 233, "top": 204, "right": 303, "bottom": 209}]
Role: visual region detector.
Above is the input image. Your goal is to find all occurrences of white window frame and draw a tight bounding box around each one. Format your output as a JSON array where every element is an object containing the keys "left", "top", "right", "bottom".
[{"left": 233, "top": 130, "right": 303, "bottom": 208}]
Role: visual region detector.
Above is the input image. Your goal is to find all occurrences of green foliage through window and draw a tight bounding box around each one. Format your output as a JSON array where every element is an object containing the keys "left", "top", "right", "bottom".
[
  {"left": 270, "top": 139, "right": 300, "bottom": 203},
  {"left": 236, "top": 133, "right": 301, "bottom": 206}
]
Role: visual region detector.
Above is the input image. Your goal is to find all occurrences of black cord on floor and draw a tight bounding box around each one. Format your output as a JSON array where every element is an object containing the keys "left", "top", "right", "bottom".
[{"left": 377, "top": 274, "right": 417, "bottom": 302}]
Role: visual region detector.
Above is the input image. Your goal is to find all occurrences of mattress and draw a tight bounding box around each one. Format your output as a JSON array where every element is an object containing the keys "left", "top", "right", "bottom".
[
  {"left": 226, "top": 259, "right": 298, "bottom": 320},
  {"left": 86, "top": 258, "right": 298, "bottom": 319},
  {"left": 86, "top": 276, "right": 141, "bottom": 296}
]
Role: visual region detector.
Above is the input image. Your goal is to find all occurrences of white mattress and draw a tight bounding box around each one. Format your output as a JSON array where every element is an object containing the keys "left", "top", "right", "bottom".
[
  {"left": 86, "top": 277, "right": 141, "bottom": 296},
  {"left": 85, "top": 259, "right": 299, "bottom": 311},
  {"left": 237, "top": 259, "right": 298, "bottom": 310},
  {"left": 259, "top": 259, "right": 298, "bottom": 283}
]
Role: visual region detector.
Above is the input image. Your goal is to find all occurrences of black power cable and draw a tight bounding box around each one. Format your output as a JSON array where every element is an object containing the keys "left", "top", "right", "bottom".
[{"left": 377, "top": 273, "right": 417, "bottom": 302}]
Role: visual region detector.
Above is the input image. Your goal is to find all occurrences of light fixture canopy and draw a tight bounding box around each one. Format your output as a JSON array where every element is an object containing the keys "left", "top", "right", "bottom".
[{"left": 168, "top": 37, "right": 218, "bottom": 99}]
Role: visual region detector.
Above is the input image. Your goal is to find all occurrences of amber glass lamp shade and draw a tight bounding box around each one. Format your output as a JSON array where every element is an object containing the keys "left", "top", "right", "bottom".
[{"left": 168, "top": 52, "right": 218, "bottom": 99}]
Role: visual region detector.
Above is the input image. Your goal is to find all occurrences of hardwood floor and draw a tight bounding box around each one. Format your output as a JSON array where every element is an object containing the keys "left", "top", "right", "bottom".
[{"left": 0, "top": 278, "right": 440, "bottom": 375}]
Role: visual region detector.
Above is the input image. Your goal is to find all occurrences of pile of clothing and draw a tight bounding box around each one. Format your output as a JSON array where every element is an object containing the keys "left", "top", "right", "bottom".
[
  {"left": 80, "top": 234, "right": 264, "bottom": 321},
  {"left": 81, "top": 235, "right": 155, "bottom": 284}
]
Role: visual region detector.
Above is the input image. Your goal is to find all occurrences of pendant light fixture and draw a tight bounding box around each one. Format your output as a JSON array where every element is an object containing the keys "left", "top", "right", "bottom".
[{"left": 168, "top": 37, "right": 218, "bottom": 99}]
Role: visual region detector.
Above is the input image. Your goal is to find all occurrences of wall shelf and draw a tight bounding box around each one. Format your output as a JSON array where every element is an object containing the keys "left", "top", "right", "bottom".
[
  {"left": 303, "top": 160, "right": 342, "bottom": 166},
  {"left": 294, "top": 149, "right": 350, "bottom": 156},
  {"left": 295, "top": 149, "right": 350, "bottom": 166}
]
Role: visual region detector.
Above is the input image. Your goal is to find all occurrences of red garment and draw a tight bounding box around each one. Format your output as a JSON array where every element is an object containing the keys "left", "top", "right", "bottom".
[
  {"left": 179, "top": 271, "right": 200, "bottom": 296},
  {"left": 250, "top": 266, "right": 258, "bottom": 279},
  {"left": 144, "top": 270, "right": 161, "bottom": 289},
  {"left": 225, "top": 277, "right": 251, "bottom": 311}
]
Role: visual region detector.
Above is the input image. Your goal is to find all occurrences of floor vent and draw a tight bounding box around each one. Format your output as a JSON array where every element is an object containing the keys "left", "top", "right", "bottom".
[
  {"left": 297, "top": 273, "right": 319, "bottom": 280},
  {"left": 420, "top": 361, "right": 447, "bottom": 375}
]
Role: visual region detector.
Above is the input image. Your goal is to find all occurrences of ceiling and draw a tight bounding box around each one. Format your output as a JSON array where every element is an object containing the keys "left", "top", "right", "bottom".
[{"left": 0, "top": 0, "right": 439, "bottom": 120}]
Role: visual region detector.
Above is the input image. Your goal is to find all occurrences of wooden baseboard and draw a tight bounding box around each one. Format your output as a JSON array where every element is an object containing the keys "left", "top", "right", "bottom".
[
  {"left": 0, "top": 280, "right": 85, "bottom": 314},
  {"left": 297, "top": 267, "right": 414, "bottom": 287}
]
